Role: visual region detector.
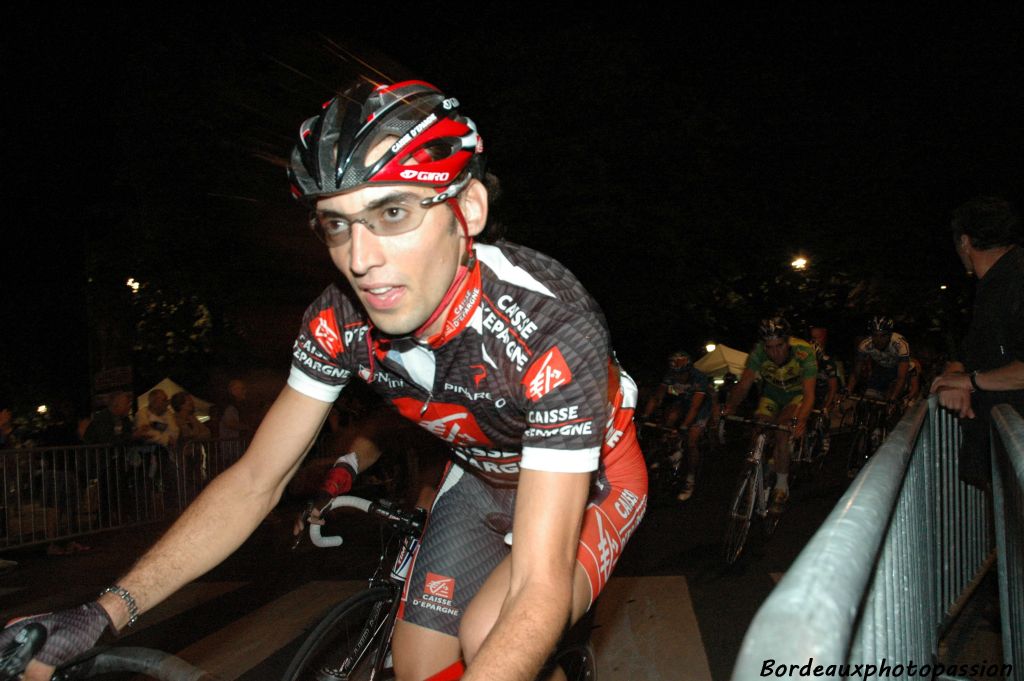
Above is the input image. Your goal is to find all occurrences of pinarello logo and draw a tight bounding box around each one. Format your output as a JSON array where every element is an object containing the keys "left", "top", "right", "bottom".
[
  {"left": 309, "top": 309, "right": 343, "bottom": 356},
  {"left": 471, "top": 364, "right": 487, "bottom": 388},
  {"left": 424, "top": 573, "right": 455, "bottom": 600},
  {"left": 392, "top": 398, "right": 491, "bottom": 447},
  {"left": 523, "top": 347, "right": 573, "bottom": 402},
  {"left": 399, "top": 169, "right": 451, "bottom": 182}
]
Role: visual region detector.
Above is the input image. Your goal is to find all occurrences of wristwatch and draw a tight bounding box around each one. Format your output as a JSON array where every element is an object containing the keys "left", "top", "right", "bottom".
[{"left": 969, "top": 371, "right": 982, "bottom": 392}]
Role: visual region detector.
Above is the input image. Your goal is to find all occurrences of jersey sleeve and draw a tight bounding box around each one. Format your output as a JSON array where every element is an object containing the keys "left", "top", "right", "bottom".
[
  {"left": 794, "top": 344, "right": 819, "bottom": 381},
  {"left": 287, "top": 287, "right": 357, "bottom": 404},
  {"left": 893, "top": 335, "right": 911, "bottom": 362},
  {"left": 745, "top": 344, "right": 766, "bottom": 374},
  {"left": 519, "top": 312, "right": 610, "bottom": 474}
]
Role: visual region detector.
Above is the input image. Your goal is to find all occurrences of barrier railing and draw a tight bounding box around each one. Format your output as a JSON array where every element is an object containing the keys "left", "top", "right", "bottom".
[
  {"left": 991, "top": 405, "right": 1023, "bottom": 675},
  {"left": 732, "top": 396, "right": 1020, "bottom": 680},
  {"left": 1, "top": 439, "right": 246, "bottom": 550}
]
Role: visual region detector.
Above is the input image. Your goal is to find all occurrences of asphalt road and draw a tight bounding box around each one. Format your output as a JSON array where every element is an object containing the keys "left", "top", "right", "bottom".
[{"left": 1, "top": 429, "right": 857, "bottom": 680}]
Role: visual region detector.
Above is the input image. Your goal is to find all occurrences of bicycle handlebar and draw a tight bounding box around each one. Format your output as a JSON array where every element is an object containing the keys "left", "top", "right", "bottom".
[
  {"left": 720, "top": 414, "right": 794, "bottom": 433},
  {"left": 309, "top": 496, "right": 426, "bottom": 548},
  {"left": 843, "top": 394, "right": 891, "bottom": 406}
]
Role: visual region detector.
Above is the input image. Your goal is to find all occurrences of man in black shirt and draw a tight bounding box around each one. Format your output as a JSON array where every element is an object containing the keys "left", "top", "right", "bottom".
[{"left": 931, "top": 196, "right": 1024, "bottom": 487}]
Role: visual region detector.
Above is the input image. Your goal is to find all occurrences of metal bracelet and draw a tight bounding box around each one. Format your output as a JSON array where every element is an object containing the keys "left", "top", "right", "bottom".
[{"left": 99, "top": 585, "right": 139, "bottom": 628}]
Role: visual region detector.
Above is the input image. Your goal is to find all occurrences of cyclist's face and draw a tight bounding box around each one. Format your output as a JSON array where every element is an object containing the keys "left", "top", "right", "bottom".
[
  {"left": 765, "top": 338, "right": 790, "bottom": 365},
  {"left": 871, "top": 333, "right": 891, "bottom": 351},
  {"left": 319, "top": 182, "right": 486, "bottom": 337}
]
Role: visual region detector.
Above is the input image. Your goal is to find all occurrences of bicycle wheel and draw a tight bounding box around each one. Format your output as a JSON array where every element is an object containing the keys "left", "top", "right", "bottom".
[
  {"left": 552, "top": 643, "right": 597, "bottom": 681},
  {"left": 723, "top": 464, "right": 757, "bottom": 564},
  {"left": 846, "top": 428, "right": 868, "bottom": 478},
  {"left": 282, "top": 586, "right": 397, "bottom": 681}
]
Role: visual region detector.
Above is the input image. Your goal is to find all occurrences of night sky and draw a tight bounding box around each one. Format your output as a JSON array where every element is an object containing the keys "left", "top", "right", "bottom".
[{"left": 5, "top": 8, "right": 1023, "bottom": 410}]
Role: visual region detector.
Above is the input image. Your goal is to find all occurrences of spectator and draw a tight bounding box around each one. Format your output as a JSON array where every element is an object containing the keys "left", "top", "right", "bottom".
[
  {"left": 931, "top": 196, "right": 1024, "bottom": 488},
  {"left": 135, "top": 389, "right": 179, "bottom": 492},
  {"left": 171, "top": 392, "right": 210, "bottom": 444},
  {"left": 218, "top": 379, "right": 253, "bottom": 441},
  {"left": 135, "top": 389, "right": 179, "bottom": 448},
  {"left": 0, "top": 401, "right": 15, "bottom": 449},
  {"left": 83, "top": 392, "right": 134, "bottom": 445}
]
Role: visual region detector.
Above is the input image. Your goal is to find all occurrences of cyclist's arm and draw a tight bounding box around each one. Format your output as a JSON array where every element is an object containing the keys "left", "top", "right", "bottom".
[
  {"left": 724, "top": 369, "right": 757, "bottom": 413},
  {"left": 796, "top": 377, "right": 816, "bottom": 425},
  {"left": 886, "top": 361, "right": 909, "bottom": 401},
  {"left": 98, "top": 385, "right": 332, "bottom": 630},
  {"left": 640, "top": 384, "right": 667, "bottom": 418},
  {"left": 824, "top": 376, "right": 839, "bottom": 409},
  {"left": 681, "top": 392, "right": 705, "bottom": 427},
  {"left": 846, "top": 356, "right": 865, "bottom": 395},
  {"left": 463, "top": 468, "right": 591, "bottom": 681}
]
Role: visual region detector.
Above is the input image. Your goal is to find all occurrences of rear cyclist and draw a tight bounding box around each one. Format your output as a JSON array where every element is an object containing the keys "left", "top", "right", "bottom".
[
  {"left": 639, "top": 351, "right": 711, "bottom": 501},
  {"left": 846, "top": 316, "right": 911, "bottom": 403},
  {"left": 722, "top": 318, "right": 817, "bottom": 512}
]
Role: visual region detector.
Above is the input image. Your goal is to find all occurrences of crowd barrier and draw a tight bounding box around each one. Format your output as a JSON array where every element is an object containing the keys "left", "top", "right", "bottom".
[
  {"left": 732, "top": 396, "right": 1022, "bottom": 680},
  {"left": 0, "top": 439, "right": 246, "bottom": 550}
]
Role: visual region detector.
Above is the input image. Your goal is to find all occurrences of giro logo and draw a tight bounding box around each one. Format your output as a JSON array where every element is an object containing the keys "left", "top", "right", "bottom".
[
  {"left": 441, "top": 97, "right": 459, "bottom": 110},
  {"left": 424, "top": 573, "right": 455, "bottom": 600},
  {"left": 309, "top": 309, "right": 343, "bottom": 356},
  {"left": 399, "top": 169, "right": 451, "bottom": 182},
  {"left": 523, "top": 347, "right": 573, "bottom": 402}
]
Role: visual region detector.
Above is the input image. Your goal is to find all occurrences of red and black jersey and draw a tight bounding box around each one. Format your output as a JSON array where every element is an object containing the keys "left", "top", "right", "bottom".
[{"left": 288, "top": 240, "right": 639, "bottom": 485}]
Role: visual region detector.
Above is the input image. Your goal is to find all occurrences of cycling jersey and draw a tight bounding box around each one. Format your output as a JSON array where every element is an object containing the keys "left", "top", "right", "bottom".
[
  {"left": 745, "top": 337, "right": 818, "bottom": 395},
  {"left": 660, "top": 367, "right": 712, "bottom": 420},
  {"left": 857, "top": 333, "right": 910, "bottom": 393},
  {"left": 287, "top": 240, "right": 647, "bottom": 630},
  {"left": 289, "top": 240, "right": 641, "bottom": 484}
]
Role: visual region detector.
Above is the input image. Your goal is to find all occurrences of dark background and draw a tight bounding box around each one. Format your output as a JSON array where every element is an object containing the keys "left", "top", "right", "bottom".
[{"left": 4, "top": 7, "right": 1022, "bottom": 414}]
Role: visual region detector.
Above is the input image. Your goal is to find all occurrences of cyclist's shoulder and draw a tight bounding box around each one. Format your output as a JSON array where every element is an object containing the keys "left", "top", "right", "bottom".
[
  {"left": 477, "top": 241, "right": 601, "bottom": 316},
  {"left": 788, "top": 336, "right": 815, "bottom": 357},
  {"left": 889, "top": 333, "right": 910, "bottom": 355}
]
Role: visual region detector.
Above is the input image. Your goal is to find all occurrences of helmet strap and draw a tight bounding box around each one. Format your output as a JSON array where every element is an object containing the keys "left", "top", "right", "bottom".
[{"left": 410, "top": 196, "right": 477, "bottom": 341}]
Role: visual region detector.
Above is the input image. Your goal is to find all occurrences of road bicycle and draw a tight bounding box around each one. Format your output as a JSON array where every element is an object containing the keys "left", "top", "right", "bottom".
[
  {"left": 284, "top": 495, "right": 597, "bottom": 681},
  {"left": 843, "top": 394, "right": 897, "bottom": 478},
  {"left": 638, "top": 420, "right": 713, "bottom": 502},
  {"left": 719, "top": 415, "right": 794, "bottom": 565},
  {"left": 790, "top": 409, "right": 831, "bottom": 477}
]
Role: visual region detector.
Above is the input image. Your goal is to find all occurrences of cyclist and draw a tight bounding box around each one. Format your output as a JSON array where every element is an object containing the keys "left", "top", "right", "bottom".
[
  {"left": 1, "top": 80, "right": 647, "bottom": 681},
  {"left": 845, "top": 316, "right": 911, "bottom": 403},
  {"left": 722, "top": 318, "right": 817, "bottom": 512},
  {"left": 639, "top": 350, "right": 711, "bottom": 501},
  {"left": 812, "top": 341, "right": 839, "bottom": 412}
]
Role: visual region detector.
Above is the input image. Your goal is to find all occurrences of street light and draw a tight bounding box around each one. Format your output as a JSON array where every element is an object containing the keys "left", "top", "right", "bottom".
[
  {"left": 705, "top": 343, "right": 717, "bottom": 353},
  {"left": 791, "top": 256, "right": 808, "bottom": 271},
  {"left": 126, "top": 277, "right": 140, "bottom": 294},
  {"left": 939, "top": 284, "right": 948, "bottom": 290},
  {"left": 36, "top": 404, "right": 48, "bottom": 415}
]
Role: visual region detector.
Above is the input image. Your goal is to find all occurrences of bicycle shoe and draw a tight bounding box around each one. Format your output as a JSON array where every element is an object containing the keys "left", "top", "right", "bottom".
[
  {"left": 769, "top": 488, "right": 789, "bottom": 514},
  {"left": 676, "top": 479, "right": 696, "bottom": 502}
]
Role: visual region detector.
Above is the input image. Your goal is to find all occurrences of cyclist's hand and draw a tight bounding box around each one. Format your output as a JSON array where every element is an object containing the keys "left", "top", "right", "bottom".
[
  {"left": 293, "top": 494, "right": 330, "bottom": 537},
  {"left": 0, "top": 602, "right": 111, "bottom": 680}
]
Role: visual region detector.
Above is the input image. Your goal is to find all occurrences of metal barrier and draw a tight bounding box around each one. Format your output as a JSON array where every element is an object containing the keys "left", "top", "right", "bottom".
[
  {"left": 991, "top": 405, "right": 1023, "bottom": 676},
  {"left": 1, "top": 439, "right": 245, "bottom": 550},
  {"left": 732, "top": 396, "right": 1020, "bottom": 680}
]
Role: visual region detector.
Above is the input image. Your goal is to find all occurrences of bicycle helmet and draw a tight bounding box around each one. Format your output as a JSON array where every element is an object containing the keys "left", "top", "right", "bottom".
[
  {"left": 758, "top": 317, "right": 791, "bottom": 340},
  {"left": 867, "top": 316, "right": 894, "bottom": 334},
  {"left": 289, "top": 80, "right": 484, "bottom": 206}
]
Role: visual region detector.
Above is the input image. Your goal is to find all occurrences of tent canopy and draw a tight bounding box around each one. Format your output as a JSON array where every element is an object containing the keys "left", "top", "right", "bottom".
[{"left": 695, "top": 344, "right": 748, "bottom": 379}]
